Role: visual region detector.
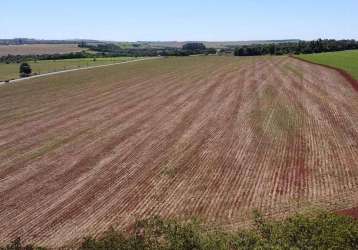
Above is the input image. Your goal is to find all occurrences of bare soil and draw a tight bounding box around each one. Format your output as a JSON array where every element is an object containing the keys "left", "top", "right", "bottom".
[
  {"left": 0, "top": 56, "right": 357, "bottom": 247},
  {"left": 337, "top": 207, "right": 358, "bottom": 218}
]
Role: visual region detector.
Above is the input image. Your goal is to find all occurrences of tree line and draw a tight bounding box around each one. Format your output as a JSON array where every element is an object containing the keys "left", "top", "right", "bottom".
[
  {"left": 234, "top": 39, "right": 358, "bottom": 56},
  {"left": 80, "top": 42, "right": 216, "bottom": 57},
  {"left": 0, "top": 43, "right": 216, "bottom": 64},
  {"left": 0, "top": 51, "right": 93, "bottom": 64}
]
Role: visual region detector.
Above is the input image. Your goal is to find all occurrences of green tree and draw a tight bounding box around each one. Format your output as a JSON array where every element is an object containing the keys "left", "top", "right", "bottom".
[
  {"left": 182, "top": 43, "right": 206, "bottom": 51},
  {"left": 19, "top": 62, "right": 32, "bottom": 77}
]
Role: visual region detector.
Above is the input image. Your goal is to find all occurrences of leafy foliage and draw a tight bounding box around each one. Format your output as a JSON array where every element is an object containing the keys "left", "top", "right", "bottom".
[
  {"left": 2, "top": 211, "right": 358, "bottom": 249},
  {"left": 0, "top": 237, "right": 44, "bottom": 250},
  {"left": 79, "top": 211, "right": 358, "bottom": 249}
]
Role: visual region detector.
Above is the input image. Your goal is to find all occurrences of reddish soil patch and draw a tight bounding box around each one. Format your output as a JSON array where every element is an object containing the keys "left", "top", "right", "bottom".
[{"left": 337, "top": 207, "right": 358, "bottom": 219}]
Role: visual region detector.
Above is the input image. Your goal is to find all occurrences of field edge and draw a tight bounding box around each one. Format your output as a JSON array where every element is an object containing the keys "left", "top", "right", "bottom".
[{"left": 290, "top": 55, "right": 358, "bottom": 91}]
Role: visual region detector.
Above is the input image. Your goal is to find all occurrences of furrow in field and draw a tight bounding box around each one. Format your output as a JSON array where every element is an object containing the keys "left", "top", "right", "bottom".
[
  {"left": 0, "top": 58, "right": 245, "bottom": 242},
  {"left": 1, "top": 56, "right": 357, "bottom": 247}
]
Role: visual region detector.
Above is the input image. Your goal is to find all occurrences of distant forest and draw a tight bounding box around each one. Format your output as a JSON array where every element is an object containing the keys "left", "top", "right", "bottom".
[
  {"left": 234, "top": 39, "right": 358, "bottom": 56},
  {"left": 79, "top": 42, "right": 217, "bottom": 57},
  {"left": 0, "top": 51, "right": 91, "bottom": 64},
  {"left": 80, "top": 39, "right": 358, "bottom": 57},
  {"left": 0, "top": 42, "right": 217, "bottom": 63}
]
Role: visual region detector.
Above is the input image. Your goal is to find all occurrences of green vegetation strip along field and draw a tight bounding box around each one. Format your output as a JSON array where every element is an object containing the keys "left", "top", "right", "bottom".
[
  {"left": 297, "top": 50, "right": 358, "bottom": 80},
  {"left": 0, "top": 56, "right": 357, "bottom": 247},
  {"left": 2, "top": 211, "right": 358, "bottom": 249},
  {"left": 0, "top": 57, "right": 139, "bottom": 81}
]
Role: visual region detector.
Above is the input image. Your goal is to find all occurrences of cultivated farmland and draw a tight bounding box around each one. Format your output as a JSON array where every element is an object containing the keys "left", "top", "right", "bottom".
[
  {"left": 0, "top": 44, "right": 84, "bottom": 56},
  {"left": 0, "top": 56, "right": 357, "bottom": 247}
]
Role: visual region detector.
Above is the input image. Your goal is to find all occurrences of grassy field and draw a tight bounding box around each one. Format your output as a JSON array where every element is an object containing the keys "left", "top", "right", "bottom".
[
  {"left": 0, "top": 56, "right": 357, "bottom": 247},
  {"left": 0, "top": 57, "right": 140, "bottom": 81},
  {"left": 297, "top": 50, "right": 358, "bottom": 80}
]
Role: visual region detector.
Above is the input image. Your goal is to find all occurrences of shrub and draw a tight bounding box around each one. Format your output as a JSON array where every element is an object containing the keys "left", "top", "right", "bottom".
[
  {"left": 0, "top": 237, "right": 44, "bottom": 250},
  {"left": 2, "top": 211, "right": 358, "bottom": 249},
  {"left": 79, "top": 211, "right": 358, "bottom": 250},
  {"left": 19, "top": 62, "right": 32, "bottom": 77}
]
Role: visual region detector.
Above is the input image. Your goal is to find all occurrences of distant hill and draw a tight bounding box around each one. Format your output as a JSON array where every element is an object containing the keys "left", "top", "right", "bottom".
[
  {"left": 141, "top": 40, "right": 301, "bottom": 49},
  {"left": 0, "top": 38, "right": 300, "bottom": 48}
]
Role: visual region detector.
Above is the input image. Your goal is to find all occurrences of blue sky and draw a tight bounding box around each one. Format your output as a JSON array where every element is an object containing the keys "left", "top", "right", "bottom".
[{"left": 1, "top": 0, "right": 357, "bottom": 41}]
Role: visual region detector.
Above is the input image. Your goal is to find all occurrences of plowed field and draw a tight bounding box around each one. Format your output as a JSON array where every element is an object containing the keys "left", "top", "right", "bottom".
[
  {"left": 0, "top": 56, "right": 357, "bottom": 247},
  {"left": 0, "top": 44, "right": 83, "bottom": 56}
]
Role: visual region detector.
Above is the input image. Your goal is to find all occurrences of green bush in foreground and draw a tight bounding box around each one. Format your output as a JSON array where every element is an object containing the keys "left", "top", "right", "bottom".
[
  {"left": 80, "top": 211, "right": 358, "bottom": 250},
  {"left": 2, "top": 211, "right": 358, "bottom": 249},
  {"left": 0, "top": 237, "right": 45, "bottom": 250}
]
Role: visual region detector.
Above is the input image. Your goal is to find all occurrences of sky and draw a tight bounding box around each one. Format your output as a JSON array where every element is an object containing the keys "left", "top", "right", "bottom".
[{"left": 1, "top": 0, "right": 358, "bottom": 41}]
